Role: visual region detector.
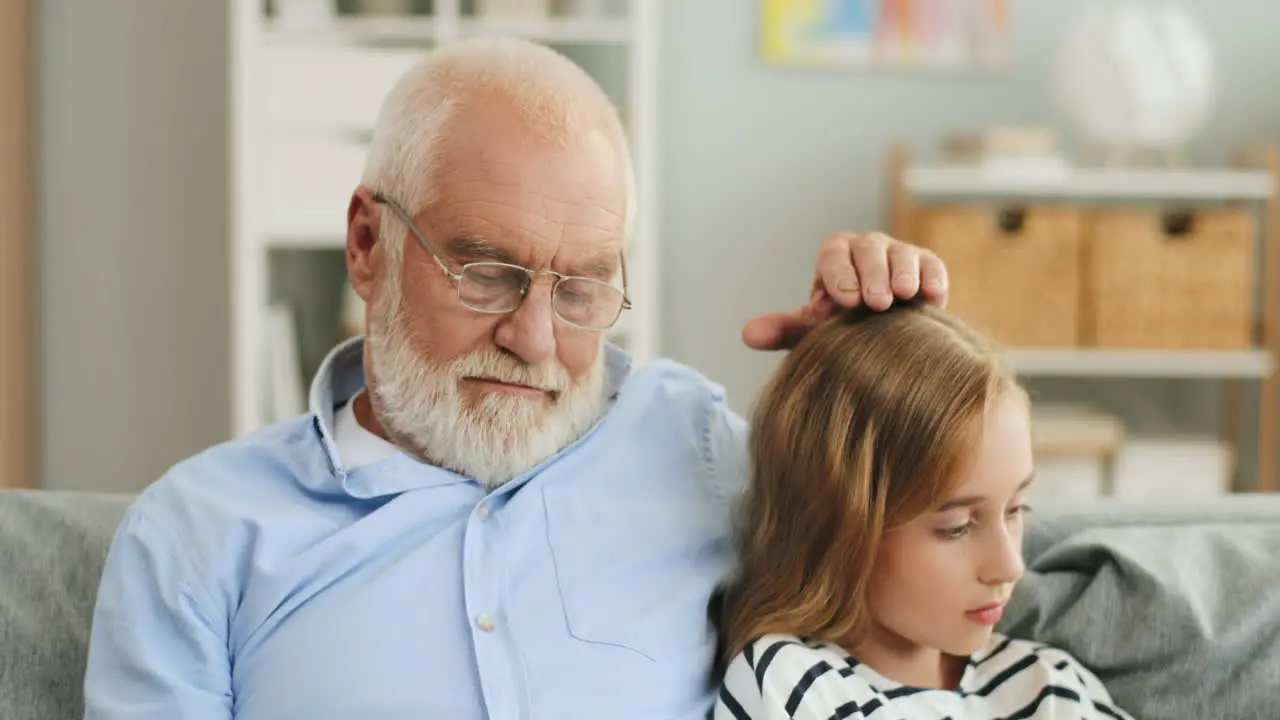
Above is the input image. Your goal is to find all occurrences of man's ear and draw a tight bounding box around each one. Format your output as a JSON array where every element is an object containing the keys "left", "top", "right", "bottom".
[{"left": 347, "top": 186, "right": 382, "bottom": 304}]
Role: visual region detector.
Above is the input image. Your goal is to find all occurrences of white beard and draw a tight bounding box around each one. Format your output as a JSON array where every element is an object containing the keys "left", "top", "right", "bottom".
[{"left": 364, "top": 279, "right": 609, "bottom": 490}]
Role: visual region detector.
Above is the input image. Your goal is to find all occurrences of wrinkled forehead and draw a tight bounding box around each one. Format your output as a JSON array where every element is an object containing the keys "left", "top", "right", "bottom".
[
  {"left": 442, "top": 234, "right": 623, "bottom": 281},
  {"left": 421, "top": 120, "right": 629, "bottom": 277},
  {"left": 430, "top": 103, "right": 629, "bottom": 218},
  {"left": 429, "top": 160, "right": 627, "bottom": 236}
]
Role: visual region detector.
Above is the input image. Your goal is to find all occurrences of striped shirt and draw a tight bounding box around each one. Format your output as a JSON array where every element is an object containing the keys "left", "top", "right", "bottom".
[{"left": 715, "top": 633, "right": 1133, "bottom": 720}]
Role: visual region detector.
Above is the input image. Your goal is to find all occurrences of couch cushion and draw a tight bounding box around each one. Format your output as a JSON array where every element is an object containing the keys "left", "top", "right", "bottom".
[
  {"left": 0, "top": 490, "right": 133, "bottom": 720},
  {"left": 1004, "top": 495, "right": 1280, "bottom": 720}
]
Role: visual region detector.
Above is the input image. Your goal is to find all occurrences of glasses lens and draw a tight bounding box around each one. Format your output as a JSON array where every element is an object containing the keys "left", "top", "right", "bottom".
[
  {"left": 554, "top": 277, "right": 624, "bottom": 330},
  {"left": 459, "top": 263, "right": 528, "bottom": 312}
]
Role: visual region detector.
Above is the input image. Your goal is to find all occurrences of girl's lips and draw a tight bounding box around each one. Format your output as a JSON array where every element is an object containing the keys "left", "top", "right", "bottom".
[{"left": 965, "top": 602, "right": 1005, "bottom": 626}]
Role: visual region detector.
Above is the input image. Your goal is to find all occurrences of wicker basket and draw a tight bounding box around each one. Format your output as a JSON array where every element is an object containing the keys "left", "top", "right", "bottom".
[
  {"left": 1082, "top": 209, "right": 1256, "bottom": 349},
  {"left": 915, "top": 205, "right": 1082, "bottom": 347}
]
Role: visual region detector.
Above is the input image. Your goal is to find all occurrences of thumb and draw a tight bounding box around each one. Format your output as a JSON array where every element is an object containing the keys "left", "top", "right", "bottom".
[{"left": 742, "top": 310, "right": 814, "bottom": 351}]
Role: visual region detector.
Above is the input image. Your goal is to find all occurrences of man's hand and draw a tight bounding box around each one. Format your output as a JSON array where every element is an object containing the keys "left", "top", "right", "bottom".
[{"left": 742, "top": 231, "right": 949, "bottom": 350}]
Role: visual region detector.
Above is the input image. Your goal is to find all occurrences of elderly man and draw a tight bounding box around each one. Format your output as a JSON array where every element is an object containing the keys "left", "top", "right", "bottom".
[{"left": 82, "top": 38, "right": 947, "bottom": 719}]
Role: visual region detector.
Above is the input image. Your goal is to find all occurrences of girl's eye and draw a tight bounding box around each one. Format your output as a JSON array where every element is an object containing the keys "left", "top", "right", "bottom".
[
  {"left": 1008, "top": 503, "right": 1033, "bottom": 518},
  {"left": 936, "top": 522, "right": 973, "bottom": 540}
]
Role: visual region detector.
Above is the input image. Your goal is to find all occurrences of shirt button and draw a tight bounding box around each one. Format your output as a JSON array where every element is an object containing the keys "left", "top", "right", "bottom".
[
  {"left": 476, "top": 613, "right": 496, "bottom": 632},
  {"left": 476, "top": 503, "right": 490, "bottom": 521}
]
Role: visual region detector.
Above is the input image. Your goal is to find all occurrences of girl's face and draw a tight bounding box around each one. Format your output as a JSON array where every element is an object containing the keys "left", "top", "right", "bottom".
[{"left": 860, "top": 394, "right": 1035, "bottom": 683}]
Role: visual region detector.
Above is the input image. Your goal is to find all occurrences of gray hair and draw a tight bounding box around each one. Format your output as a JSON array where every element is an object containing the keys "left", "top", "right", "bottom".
[{"left": 360, "top": 36, "right": 636, "bottom": 271}]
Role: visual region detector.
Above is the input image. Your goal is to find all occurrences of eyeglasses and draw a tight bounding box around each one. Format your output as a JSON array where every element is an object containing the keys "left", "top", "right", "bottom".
[{"left": 373, "top": 191, "right": 632, "bottom": 331}]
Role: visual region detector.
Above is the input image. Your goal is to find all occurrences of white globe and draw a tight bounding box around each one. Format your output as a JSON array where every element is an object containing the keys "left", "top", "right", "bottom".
[{"left": 1053, "top": 2, "right": 1215, "bottom": 153}]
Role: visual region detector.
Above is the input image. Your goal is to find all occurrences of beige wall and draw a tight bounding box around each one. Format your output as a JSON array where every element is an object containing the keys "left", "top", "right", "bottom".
[
  {"left": 0, "top": 0, "right": 37, "bottom": 489},
  {"left": 40, "top": 1, "right": 230, "bottom": 492}
]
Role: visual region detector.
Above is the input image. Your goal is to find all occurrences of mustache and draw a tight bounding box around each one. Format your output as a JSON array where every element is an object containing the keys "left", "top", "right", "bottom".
[{"left": 446, "top": 351, "right": 571, "bottom": 393}]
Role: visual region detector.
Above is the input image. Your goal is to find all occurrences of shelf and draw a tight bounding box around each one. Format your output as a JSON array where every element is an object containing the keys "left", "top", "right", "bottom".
[
  {"left": 263, "top": 15, "right": 632, "bottom": 46},
  {"left": 264, "top": 16, "right": 437, "bottom": 45},
  {"left": 905, "top": 165, "right": 1275, "bottom": 201},
  {"left": 458, "top": 16, "right": 632, "bottom": 44},
  {"left": 1004, "top": 349, "right": 1274, "bottom": 378}
]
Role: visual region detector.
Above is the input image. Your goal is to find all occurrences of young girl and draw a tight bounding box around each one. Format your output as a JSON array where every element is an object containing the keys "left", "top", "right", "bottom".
[{"left": 712, "top": 303, "right": 1132, "bottom": 720}]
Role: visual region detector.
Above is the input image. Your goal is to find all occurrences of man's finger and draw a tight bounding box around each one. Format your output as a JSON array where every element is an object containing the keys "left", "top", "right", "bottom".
[
  {"left": 816, "top": 234, "right": 863, "bottom": 308},
  {"left": 888, "top": 242, "right": 921, "bottom": 300},
  {"left": 919, "top": 249, "right": 949, "bottom": 307},
  {"left": 811, "top": 292, "right": 835, "bottom": 320},
  {"left": 742, "top": 310, "right": 813, "bottom": 350},
  {"left": 851, "top": 233, "right": 893, "bottom": 310}
]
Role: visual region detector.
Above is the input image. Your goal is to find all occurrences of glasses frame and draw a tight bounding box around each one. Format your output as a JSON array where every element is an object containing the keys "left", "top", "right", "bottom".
[{"left": 372, "top": 191, "right": 632, "bottom": 331}]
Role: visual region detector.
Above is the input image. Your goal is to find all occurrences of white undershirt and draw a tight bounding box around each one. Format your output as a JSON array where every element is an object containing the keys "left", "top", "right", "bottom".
[{"left": 332, "top": 390, "right": 401, "bottom": 470}]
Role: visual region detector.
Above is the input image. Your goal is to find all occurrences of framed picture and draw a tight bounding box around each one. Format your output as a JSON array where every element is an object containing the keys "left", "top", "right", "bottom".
[{"left": 760, "top": 0, "right": 1010, "bottom": 72}]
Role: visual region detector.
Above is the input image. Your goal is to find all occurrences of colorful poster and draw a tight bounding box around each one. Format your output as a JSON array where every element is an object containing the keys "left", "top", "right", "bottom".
[{"left": 760, "top": 0, "right": 1010, "bottom": 71}]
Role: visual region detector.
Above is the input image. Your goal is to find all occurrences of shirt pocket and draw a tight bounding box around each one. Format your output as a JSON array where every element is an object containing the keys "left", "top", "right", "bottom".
[{"left": 540, "top": 479, "right": 734, "bottom": 663}]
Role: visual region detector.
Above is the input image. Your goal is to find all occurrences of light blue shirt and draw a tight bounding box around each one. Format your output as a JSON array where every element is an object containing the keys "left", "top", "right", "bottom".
[{"left": 82, "top": 338, "right": 749, "bottom": 719}]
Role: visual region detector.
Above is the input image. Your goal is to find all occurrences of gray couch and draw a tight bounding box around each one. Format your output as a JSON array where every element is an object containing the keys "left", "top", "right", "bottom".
[{"left": 3, "top": 489, "right": 1280, "bottom": 719}]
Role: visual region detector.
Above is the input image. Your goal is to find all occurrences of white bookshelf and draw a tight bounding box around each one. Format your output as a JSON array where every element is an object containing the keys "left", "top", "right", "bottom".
[{"left": 230, "top": 0, "right": 661, "bottom": 437}]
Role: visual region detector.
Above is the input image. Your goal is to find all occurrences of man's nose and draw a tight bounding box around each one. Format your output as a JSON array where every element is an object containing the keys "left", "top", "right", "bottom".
[{"left": 493, "top": 282, "right": 557, "bottom": 366}]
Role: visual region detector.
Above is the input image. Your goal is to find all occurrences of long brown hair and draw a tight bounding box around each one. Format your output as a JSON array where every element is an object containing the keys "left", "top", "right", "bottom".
[{"left": 714, "top": 301, "right": 1023, "bottom": 668}]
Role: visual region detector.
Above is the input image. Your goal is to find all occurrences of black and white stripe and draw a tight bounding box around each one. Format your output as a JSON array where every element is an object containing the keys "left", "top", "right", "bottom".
[{"left": 713, "top": 633, "right": 1133, "bottom": 720}]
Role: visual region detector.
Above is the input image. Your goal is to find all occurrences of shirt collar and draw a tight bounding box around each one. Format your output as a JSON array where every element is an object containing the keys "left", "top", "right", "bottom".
[{"left": 304, "top": 335, "right": 634, "bottom": 499}]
